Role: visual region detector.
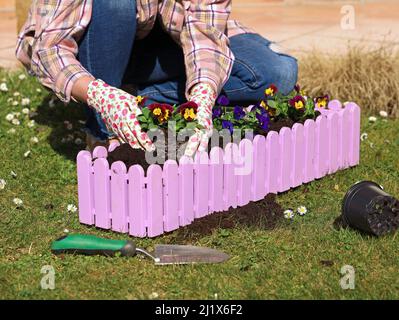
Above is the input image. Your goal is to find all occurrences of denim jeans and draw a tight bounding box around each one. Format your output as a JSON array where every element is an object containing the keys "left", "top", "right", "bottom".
[{"left": 78, "top": 0, "right": 298, "bottom": 140}]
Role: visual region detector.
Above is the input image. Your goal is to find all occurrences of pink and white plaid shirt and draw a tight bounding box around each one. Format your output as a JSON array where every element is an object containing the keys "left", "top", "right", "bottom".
[{"left": 16, "top": 0, "right": 253, "bottom": 103}]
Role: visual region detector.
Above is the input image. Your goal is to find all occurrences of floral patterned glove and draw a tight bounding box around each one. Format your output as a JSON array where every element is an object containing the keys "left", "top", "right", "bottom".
[
  {"left": 87, "top": 79, "right": 155, "bottom": 151},
  {"left": 184, "top": 83, "right": 217, "bottom": 157}
]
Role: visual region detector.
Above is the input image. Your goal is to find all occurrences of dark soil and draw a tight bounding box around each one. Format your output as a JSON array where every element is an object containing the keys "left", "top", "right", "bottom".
[
  {"left": 107, "top": 117, "right": 305, "bottom": 171},
  {"left": 107, "top": 144, "right": 151, "bottom": 171},
  {"left": 172, "top": 193, "right": 284, "bottom": 242}
]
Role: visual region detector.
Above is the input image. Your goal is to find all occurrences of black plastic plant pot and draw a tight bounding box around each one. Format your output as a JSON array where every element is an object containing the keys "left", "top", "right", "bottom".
[{"left": 342, "top": 181, "right": 399, "bottom": 236}]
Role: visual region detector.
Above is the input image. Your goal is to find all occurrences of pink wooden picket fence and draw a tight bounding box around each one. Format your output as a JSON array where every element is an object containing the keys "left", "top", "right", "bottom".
[{"left": 77, "top": 101, "right": 361, "bottom": 237}]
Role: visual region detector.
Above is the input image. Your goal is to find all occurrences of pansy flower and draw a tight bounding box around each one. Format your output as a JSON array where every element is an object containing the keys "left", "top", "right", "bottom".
[
  {"left": 294, "top": 84, "right": 307, "bottom": 96},
  {"left": 222, "top": 120, "right": 234, "bottom": 134},
  {"left": 148, "top": 103, "right": 173, "bottom": 124},
  {"left": 260, "top": 100, "right": 276, "bottom": 117},
  {"left": 256, "top": 112, "right": 270, "bottom": 131},
  {"left": 289, "top": 95, "right": 306, "bottom": 110},
  {"left": 233, "top": 106, "right": 245, "bottom": 120},
  {"left": 179, "top": 101, "right": 198, "bottom": 122},
  {"left": 314, "top": 95, "right": 329, "bottom": 108},
  {"left": 136, "top": 95, "right": 147, "bottom": 106},
  {"left": 217, "top": 95, "right": 229, "bottom": 106},
  {"left": 212, "top": 106, "right": 223, "bottom": 119},
  {"left": 265, "top": 84, "right": 278, "bottom": 97}
]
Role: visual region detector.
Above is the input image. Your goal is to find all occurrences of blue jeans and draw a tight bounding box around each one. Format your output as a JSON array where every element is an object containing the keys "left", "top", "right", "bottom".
[{"left": 78, "top": 0, "right": 298, "bottom": 140}]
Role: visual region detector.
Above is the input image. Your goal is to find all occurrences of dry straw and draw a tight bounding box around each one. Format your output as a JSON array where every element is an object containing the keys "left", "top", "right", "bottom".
[{"left": 299, "top": 43, "right": 399, "bottom": 118}]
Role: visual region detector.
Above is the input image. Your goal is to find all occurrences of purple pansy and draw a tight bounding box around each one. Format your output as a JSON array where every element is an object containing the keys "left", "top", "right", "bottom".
[
  {"left": 217, "top": 95, "right": 229, "bottom": 106},
  {"left": 222, "top": 120, "right": 234, "bottom": 134},
  {"left": 256, "top": 112, "right": 270, "bottom": 130},
  {"left": 233, "top": 106, "right": 246, "bottom": 120},
  {"left": 212, "top": 107, "right": 222, "bottom": 118}
]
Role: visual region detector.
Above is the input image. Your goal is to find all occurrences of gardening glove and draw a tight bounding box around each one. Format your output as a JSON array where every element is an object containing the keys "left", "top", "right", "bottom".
[
  {"left": 184, "top": 83, "right": 217, "bottom": 157},
  {"left": 87, "top": 79, "right": 155, "bottom": 151}
]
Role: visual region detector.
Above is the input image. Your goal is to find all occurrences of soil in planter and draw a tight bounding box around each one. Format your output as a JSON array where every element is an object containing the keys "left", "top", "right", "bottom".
[
  {"left": 172, "top": 193, "right": 284, "bottom": 243},
  {"left": 106, "top": 116, "right": 310, "bottom": 170}
]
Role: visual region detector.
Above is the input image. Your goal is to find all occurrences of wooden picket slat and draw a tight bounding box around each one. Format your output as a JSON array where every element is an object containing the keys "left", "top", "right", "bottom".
[
  {"left": 92, "top": 145, "right": 108, "bottom": 159},
  {"left": 266, "top": 131, "right": 280, "bottom": 194},
  {"left": 292, "top": 123, "right": 305, "bottom": 187},
  {"left": 110, "top": 161, "right": 128, "bottom": 233},
  {"left": 128, "top": 165, "right": 146, "bottom": 237},
  {"left": 252, "top": 135, "right": 267, "bottom": 201},
  {"left": 147, "top": 165, "right": 164, "bottom": 237},
  {"left": 93, "top": 158, "right": 111, "bottom": 229},
  {"left": 77, "top": 151, "right": 94, "bottom": 225},
  {"left": 303, "top": 119, "right": 316, "bottom": 183},
  {"left": 315, "top": 115, "right": 329, "bottom": 178},
  {"left": 163, "top": 160, "right": 179, "bottom": 231},
  {"left": 209, "top": 147, "right": 224, "bottom": 213},
  {"left": 179, "top": 156, "right": 194, "bottom": 225},
  {"left": 194, "top": 151, "right": 210, "bottom": 218},
  {"left": 347, "top": 103, "right": 361, "bottom": 166},
  {"left": 237, "top": 139, "right": 253, "bottom": 206},
  {"left": 279, "top": 127, "right": 293, "bottom": 192},
  {"left": 328, "top": 99, "right": 342, "bottom": 112},
  {"left": 341, "top": 106, "right": 352, "bottom": 168},
  {"left": 223, "top": 143, "right": 239, "bottom": 210},
  {"left": 328, "top": 112, "right": 340, "bottom": 174}
]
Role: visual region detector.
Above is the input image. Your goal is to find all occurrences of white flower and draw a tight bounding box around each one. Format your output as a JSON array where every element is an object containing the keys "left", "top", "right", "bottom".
[
  {"left": 64, "top": 121, "right": 73, "bottom": 130},
  {"left": 13, "top": 198, "right": 23, "bottom": 207},
  {"left": 297, "top": 206, "right": 308, "bottom": 216},
  {"left": 18, "top": 74, "right": 26, "bottom": 80},
  {"left": 67, "top": 204, "right": 77, "bottom": 213},
  {"left": 74, "top": 138, "right": 83, "bottom": 145},
  {"left": 30, "top": 136, "right": 39, "bottom": 144},
  {"left": 24, "top": 150, "right": 31, "bottom": 158},
  {"left": 63, "top": 229, "right": 70, "bottom": 233},
  {"left": 0, "top": 82, "right": 8, "bottom": 92},
  {"left": 21, "top": 98, "right": 30, "bottom": 106},
  {"left": 7, "top": 128, "right": 16, "bottom": 134},
  {"left": 11, "top": 118, "right": 20, "bottom": 126},
  {"left": 36, "top": 88, "right": 42, "bottom": 93},
  {"left": 14, "top": 112, "right": 21, "bottom": 117},
  {"left": 66, "top": 134, "right": 74, "bottom": 142},
  {"left": 27, "top": 120, "right": 35, "bottom": 128},
  {"left": 0, "top": 179, "right": 6, "bottom": 190},
  {"left": 49, "top": 98, "right": 56, "bottom": 108},
  {"left": 5, "top": 113, "right": 14, "bottom": 121},
  {"left": 7, "top": 98, "right": 13, "bottom": 103},
  {"left": 148, "top": 292, "right": 159, "bottom": 299},
  {"left": 22, "top": 108, "right": 30, "bottom": 115},
  {"left": 13, "top": 92, "right": 20, "bottom": 97},
  {"left": 12, "top": 100, "right": 19, "bottom": 106},
  {"left": 284, "top": 209, "right": 295, "bottom": 219},
  {"left": 10, "top": 171, "right": 17, "bottom": 178},
  {"left": 379, "top": 110, "right": 388, "bottom": 118},
  {"left": 360, "top": 133, "right": 368, "bottom": 141},
  {"left": 368, "top": 116, "right": 377, "bottom": 123}
]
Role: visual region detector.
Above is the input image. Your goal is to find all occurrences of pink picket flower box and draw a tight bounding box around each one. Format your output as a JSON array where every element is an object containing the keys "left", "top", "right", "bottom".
[{"left": 77, "top": 100, "right": 360, "bottom": 237}]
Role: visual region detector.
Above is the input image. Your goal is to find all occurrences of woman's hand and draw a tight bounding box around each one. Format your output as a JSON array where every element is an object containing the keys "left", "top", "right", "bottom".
[
  {"left": 87, "top": 79, "right": 155, "bottom": 151},
  {"left": 184, "top": 83, "right": 216, "bottom": 157}
]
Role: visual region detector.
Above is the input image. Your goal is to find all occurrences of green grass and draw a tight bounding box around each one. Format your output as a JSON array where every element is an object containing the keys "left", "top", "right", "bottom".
[{"left": 0, "top": 69, "right": 398, "bottom": 300}]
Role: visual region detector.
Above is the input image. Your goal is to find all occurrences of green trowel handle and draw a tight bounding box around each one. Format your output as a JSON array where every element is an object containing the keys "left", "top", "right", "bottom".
[{"left": 51, "top": 234, "right": 136, "bottom": 257}]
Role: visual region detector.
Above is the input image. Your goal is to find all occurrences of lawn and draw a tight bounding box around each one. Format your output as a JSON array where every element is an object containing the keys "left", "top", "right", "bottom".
[{"left": 0, "top": 68, "right": 398, "bottom": 300}]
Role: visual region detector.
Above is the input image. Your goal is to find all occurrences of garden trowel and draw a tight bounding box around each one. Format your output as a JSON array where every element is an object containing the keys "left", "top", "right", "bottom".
[{"left": 51, "top": 234, "right": 229, "bottom": 265}]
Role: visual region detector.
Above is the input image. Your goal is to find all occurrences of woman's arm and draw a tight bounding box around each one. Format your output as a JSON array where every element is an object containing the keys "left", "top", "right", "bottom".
[
  {"left": 71, "top": 76, "right": 95, "bottom": 103},
  {"left": 181, "top": 0, "right": 234, "bottom": 98},
  {"left": 16, "top": 0, "right": 93, "bottom": 103}
]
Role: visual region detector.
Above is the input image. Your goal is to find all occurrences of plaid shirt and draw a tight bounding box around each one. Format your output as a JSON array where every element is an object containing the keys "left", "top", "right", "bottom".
[{"left": 16, "top": 0, "right": 253, "bottom": 103}]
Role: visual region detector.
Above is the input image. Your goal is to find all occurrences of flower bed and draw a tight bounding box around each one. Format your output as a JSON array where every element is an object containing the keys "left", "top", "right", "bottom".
[{"left": 77, "top": 100, "right": 360, "bottom": 237}]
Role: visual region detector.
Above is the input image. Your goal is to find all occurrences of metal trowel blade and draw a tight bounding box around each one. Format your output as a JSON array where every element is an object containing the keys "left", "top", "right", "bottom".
[{"left": 153, "top": 244, "right": 229, "bottom": 265}]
